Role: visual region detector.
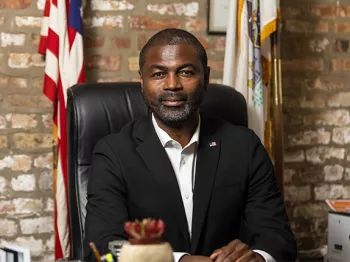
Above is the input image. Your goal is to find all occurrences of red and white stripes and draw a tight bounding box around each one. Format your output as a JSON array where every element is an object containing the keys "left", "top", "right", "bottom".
[{"left": 39, "top": 0, "right": 85, "bottom": 259}]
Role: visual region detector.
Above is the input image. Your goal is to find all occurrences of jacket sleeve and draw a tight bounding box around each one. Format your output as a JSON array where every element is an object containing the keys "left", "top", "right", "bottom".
[
  {"left": 240, "top": 130, "right": 297, "bottom": 262},
  {"left": 83, "top": 138, "right": 128, "bottom": 261}
]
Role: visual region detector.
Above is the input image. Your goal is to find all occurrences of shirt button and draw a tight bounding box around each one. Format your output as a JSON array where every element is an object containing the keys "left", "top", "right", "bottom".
[
  {"left": 181, "top": 159, "right": 186, "bottom": 165},
  {"left": 185, "top": 195, "right": 189, "bottom": 199}
]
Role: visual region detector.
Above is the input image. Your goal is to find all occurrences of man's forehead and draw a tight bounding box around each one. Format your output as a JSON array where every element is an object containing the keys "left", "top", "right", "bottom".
[
  {"left": 144, "top": 44, "right": 199, "bottom": 64},
  {"left": 147, "top": 44, "right": 197, "bottom": 56}
]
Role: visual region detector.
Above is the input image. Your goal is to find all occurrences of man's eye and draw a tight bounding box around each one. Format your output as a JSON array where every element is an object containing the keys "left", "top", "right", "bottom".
[
  {"left": 152, "top": 72, "right": 165, "bottom": 78},
  {"left": 179, "top": 70, "right": 194, "bottom": 76}
]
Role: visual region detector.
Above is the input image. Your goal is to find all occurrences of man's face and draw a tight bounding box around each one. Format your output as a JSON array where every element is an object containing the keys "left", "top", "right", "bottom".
[{"left": 140, "top": 44, "right": 210, "bottom": 125}]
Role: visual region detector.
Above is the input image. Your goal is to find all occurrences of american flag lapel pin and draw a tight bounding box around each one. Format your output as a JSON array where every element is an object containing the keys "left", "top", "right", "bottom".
[{"left": 209, "top": 141, "right": 217, "bottom": 147}]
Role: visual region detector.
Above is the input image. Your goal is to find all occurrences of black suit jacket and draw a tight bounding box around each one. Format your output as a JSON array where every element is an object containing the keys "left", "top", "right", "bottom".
[{"left": 83, "top": 114, "right": 297, "bottom": 261}]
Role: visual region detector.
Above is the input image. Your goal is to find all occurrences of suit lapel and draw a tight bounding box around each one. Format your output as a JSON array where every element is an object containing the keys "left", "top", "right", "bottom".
[
  {"left": 135, "top": 116, "right": 191, "bottom": 248},
  {"left": 191, "top": 116, "right": 221, "bottom": 254}
]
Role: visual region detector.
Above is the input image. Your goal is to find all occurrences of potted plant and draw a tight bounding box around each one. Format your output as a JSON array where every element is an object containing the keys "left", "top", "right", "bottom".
[{"left": 118, "top": 218, "right": 174, "bottom": 262}]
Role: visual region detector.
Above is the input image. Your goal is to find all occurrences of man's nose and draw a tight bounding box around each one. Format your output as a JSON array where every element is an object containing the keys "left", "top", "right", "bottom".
[{"left": 165, "top": 73, "right": 182, "bottom": 90}]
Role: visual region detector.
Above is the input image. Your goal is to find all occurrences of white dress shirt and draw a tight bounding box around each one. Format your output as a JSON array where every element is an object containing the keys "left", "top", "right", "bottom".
[{"left": 152, "top": 114, "right": 276, "bottom": 262}]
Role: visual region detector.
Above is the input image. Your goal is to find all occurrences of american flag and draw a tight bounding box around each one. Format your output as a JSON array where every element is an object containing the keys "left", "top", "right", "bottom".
[{"left": 38, "top": 0, "right": 85, "bottom": 259}]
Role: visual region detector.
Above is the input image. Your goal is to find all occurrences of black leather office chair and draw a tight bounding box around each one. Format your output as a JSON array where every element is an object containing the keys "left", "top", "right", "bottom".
[{"left": 66, "top": 82, "right": 247, "bottom": 260}]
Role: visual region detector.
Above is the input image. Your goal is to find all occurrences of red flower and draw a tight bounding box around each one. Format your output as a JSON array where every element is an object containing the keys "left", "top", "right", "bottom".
[{"left": 124, "top": 218, "right": 165, "bottom": 241}]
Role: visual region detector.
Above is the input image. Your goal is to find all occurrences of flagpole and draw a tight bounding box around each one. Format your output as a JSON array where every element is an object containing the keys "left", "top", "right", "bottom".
[{"left": 271, "top": 18, "right": 284, "bottom": 197}]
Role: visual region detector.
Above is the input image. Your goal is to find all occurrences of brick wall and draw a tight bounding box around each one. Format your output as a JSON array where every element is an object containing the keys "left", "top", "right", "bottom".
[
  {"left": 281, "top": 0, "right": 350, "bottom": 260},
  {"left": 1, "top": 0, "right": 349, "bottom": 261},
  {"left": 0, "top": 0, "right": 55, "bottom": 260}
]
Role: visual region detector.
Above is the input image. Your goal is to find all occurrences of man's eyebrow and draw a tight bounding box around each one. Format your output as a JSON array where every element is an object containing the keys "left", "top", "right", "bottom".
[
  {"left": 178, "top": 63, "right": 199, "bottom": 71},
  {"left": 147, "top": 63, "right": 199, "bottom": 73},
  {"left": 147, "top": 65, "right": 168, "bottom": 73}
]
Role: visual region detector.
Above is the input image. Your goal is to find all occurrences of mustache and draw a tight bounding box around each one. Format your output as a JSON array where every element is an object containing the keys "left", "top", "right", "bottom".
[{"left": 157, "top": 93, "right": 187, "bottom": 102}]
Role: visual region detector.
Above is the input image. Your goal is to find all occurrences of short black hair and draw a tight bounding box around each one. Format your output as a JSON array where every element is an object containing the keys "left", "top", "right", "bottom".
[{"left": 139, "top": 28, "right": 207, "bottom": 72}]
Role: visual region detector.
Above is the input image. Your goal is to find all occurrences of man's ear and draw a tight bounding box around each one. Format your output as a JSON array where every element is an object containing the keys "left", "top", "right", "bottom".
[
  {"left": 205, "top": 66, "right": 211, "bottom": 88},
  {"left": 139, "top": 70, "right": 143, "bottom": 90}
]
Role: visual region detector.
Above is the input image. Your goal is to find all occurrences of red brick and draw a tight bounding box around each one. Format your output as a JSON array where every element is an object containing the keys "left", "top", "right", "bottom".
[
  {"left": 291, "top": 166, "right": 325, "bottom": 184},
  {"left": 287, "top": 129, "right": 330, "bottom": 146},
  {"left": 305, "top": 76, "right": 345, "bottom": 90},
  {"left": 282, "top": 58, "right": 324, "bottom": 71},
  {"left": 303, "top": 110, "right": 350, "bottom": 126},
  {"left": 32, "top": 78, "right": 43, "bottom": 89},
  {"left": 12, "top": 133, "right": 53, "bottom": 149},
  {"left": 283, "top": 38, "right": 329, "bottom": 55},
  {"left": 0, "top": 116, "right": 6, "bottom": 129},
  {"left": 334, "top": 22, "right": 350, "bottom": 33},
  {"left": 41, "top": 114, "right": 52, "bottom": 129},
  {"left": 128, "top": 56, "right": 138, "bottom": 72},
  {"left": 0, "top": 136, "right": 7, "bottom": 148},
  {"left": 310, "top": 6, "right": 336, "bottom": 19},
  {"left": 296, "top": 236, "right": 326, "bottom": 253},
  {"left": 15, "top": 16, "right": 42, "bottom": 27},
  {"left": 300, "top": 94, "right": 325, "bottom": 108},
  {"left": 335, "top": 39, "right": 350, "bottom": 52},
  {"left": 333, "top": 128, "right": 350, "bottom": 144},
  {"left": 0, "top": 0, "right": 31, "bottom": 9},
  {"left": 0, "top": 219, "right": 18, "bottom": 237},
  {"left": 91, "top": 0, "right": 134, "bottom": 11},
  {"left": 214, "top": 37, "right": 226, "bottom": 51},
  {"left": 309, "top": 38, "right": 330, "bottom": 53},
  {"left": 285, "top": 186, "right": 311, "bottom": 201},
  {"left": 337, "top": 6, "right": 350, "bottom": 17},
  {"left": 284, "top": 20, "right": 328, "bottom": 33},
  {"left": 8, "top": 53, "right": 31, "bottom": 68},
  {"left": 9, "top": 77, "right": 27, "bottom": 88},
  {"left": 1, "top": 33, "right": 25, "bottom": 47},
  {"left": 137, "top": 35, "right": 149, "bottom": 50},
  {"left": 84, "top": 36, "right": 105, "bottom": 48},
  {"left": 84, "top": 15, "right": 123, "bottom": 28},
  {"left": 293, "top": 204, "right": 329, "bottom": 219},
  {"left": 20, "top": 216, "right": 53, "bottom": 234},
  {"left": 85, "top": 55, "right": 120, "bottom": 70},
  {"left": 208, "top": 60, "right": 224, "bottom": 72},
  {"left": 31, "top": 54, "right": 45, "bottom": 67},
  {"left": 280, "top": 7, "right": 303, "bottom": 19},
  {"left": 6, "top": 114, "right": 37, "bottom": 129},
  {"left": 327, "top": 92, "right": 350, "bottom": 107},
  {"left": 0, "top": 77, "right": 27, "bottom": 88},
  {"left": 314, "top": 184, "right": 345, "bottom": 200},
  {"left": 37, "top": 0, "right": 44, "bottom": 10},
  {"left": 7, "top": 95, "right": 51, "bottom": 108},
  {"left": 113, "top": 38, "right": 131, "bottom": 48},
  {"left": 330, "top": 59, "right": 350, "bottom": 71},
  {"left": 333, "top": 39, "right": 350, "bottom": 53},
  {"left": 129, "top": 16, "right": 180, "bottom": 30},
  {"left": 16, "top": 236, "right": 43, "bottom": 257},
  {"left": 31, "top": 34, "right": 40, "bottom": 46},
  {"left": 146, "top": 3, "right": 199, "bottom": 17},
  {"left": 185, "top": 18, "right": 206, "bottom": 32},
  {"left": 0, "top": 201, "right": 16, "bottom": 214}
]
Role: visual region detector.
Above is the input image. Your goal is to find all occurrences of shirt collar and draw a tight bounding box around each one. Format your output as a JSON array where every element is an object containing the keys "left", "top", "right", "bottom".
[{"left": 152, "top": 114, "right": 201, "bottom": 149}]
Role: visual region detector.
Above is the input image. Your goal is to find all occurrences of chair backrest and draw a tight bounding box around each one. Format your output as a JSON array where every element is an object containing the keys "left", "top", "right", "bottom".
[{"left": 66, "top": 82, "right": 247, "bottom": 260}]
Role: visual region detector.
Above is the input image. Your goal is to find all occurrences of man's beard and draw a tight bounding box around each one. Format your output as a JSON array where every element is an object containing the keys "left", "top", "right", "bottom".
[{"left": 143, "top": 89, "right": 204, "bottom": 125}]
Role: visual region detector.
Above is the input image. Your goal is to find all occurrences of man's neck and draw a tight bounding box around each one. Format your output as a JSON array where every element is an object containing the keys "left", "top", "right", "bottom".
[{"left": 154, "top": 113, "right": 200, "bottom": 148}]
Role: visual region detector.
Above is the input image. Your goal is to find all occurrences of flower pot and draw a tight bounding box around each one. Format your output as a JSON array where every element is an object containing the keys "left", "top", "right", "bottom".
[{"left": 118, "top": 242, "right": 174, "bottom": 262}]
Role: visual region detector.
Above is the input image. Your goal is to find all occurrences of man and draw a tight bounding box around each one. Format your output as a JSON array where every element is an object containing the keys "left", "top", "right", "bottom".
[{"left": 84, "top": 28, "right": 297, "bottom": 262}]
